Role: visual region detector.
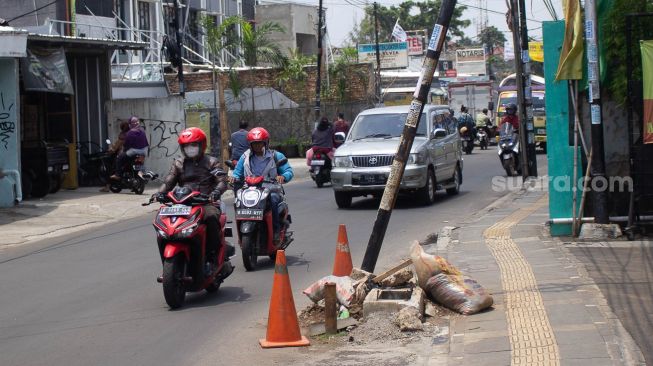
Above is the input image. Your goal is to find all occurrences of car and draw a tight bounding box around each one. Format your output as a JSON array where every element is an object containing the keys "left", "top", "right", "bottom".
[{"left": 331, "top": 104, "right": 463, "bottom": 208}]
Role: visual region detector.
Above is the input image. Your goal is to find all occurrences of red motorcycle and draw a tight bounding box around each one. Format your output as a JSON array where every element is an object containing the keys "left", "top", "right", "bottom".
[{"left": 145, "top": 185, "right": 235, "bottom": 309}]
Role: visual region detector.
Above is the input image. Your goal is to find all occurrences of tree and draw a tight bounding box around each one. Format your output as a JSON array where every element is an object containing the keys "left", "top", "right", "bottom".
[
  {"left": 478, "top": 26, "right": 506, "bottom": 55},
  {"left": 348, "top": 0, "right": 470, "bottom": 45}
]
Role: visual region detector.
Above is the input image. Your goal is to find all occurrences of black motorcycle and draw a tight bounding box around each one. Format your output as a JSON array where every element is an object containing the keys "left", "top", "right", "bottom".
[
  {"left": 108, "top": 140, "right": 157, "bottom": 194},
  {"left": 309, "top": 146, "right": 332, "bottom": 188}
]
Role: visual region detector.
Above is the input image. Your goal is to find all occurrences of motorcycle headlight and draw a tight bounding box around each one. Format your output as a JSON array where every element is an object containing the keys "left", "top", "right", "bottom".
[
  {"left": 242, "top": 189, "right": 261, "bottom": 207},
  {"left": 156, "top": 229, "right": 168, "bottom": 238},
  {"left": 334, "top": 156, "right": 352, "bottom": 168},
  {"left": 407, "top": 152, "right": 426, "bottom": 165},
  {"left": 177, "top": 223, "right": 198, "bottom": 238}
]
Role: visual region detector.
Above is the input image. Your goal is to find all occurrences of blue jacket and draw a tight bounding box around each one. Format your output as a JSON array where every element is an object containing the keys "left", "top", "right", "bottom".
[{"left": 232, "top": 149, "right": 293, "bottom": 183}]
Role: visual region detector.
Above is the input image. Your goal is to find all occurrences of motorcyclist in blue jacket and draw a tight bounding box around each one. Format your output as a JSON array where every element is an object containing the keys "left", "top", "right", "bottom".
[{"left": 229, "top": 127, "right": 293, "bottom": 245}]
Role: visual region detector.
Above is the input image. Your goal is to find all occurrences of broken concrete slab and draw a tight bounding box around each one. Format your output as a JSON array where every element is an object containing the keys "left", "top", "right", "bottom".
[
  {"left": 307, "top": 317, "right": 359, "bottom": 336},
  {"left": 579, "top": 223, "right": 622, "bottom": 240},
  {"left": 363, "top": 286, "right": 425, "bottom": 318}
]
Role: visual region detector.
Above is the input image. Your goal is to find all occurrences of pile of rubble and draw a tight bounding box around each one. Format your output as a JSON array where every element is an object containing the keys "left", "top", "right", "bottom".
[{"left": 298, "top": 241, "right": 494, "bottom": 336}]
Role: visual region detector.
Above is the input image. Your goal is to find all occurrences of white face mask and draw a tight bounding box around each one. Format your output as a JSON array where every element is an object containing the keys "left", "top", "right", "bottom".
[{"left": 184, "top": 145, "right": 200, "bottom": 158}]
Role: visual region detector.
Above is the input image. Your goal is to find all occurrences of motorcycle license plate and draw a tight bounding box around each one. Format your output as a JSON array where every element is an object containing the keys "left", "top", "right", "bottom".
[
  {"left": 311, "top": 160, "right": 325, "bottom": 166},
  {"left": 236, "top": 208, "right": 264, "bottom": 220},
  {"left": 159, "top": 205, "right": 192, "bottom": 216},
  {"left": 503, "top": 154, "right": 512, "bottom": 159}
]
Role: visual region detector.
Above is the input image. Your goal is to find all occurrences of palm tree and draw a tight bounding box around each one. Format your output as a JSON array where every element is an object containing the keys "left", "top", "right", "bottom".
[{"left": 238, "top": 20, "right": 288, "bottom": 121}]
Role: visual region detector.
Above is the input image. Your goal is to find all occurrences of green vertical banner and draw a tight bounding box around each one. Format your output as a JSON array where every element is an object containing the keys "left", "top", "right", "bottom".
[
  {"left": 186, "top": 111, "right": 211, "bottom": 152},
  {"left": 642, "top": 40, "right": 653, "bottom": 144}
]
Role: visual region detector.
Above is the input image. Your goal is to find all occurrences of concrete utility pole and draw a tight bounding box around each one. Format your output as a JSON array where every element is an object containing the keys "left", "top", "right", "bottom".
[
  {"left": 175, "top": 0, "right": 185, "bottom": 97},
  {"left": 361, "top": 0, "right": 457, "bottom": 273},
  {"left": 373, "top": 2, "right": 382, "bottom": 104},
  {"left": 583, "top": 0, "right": 609, "bottom": 223},
  {"left": 315, "top": 0, "right": 324, "bottom": 123},
  {"left": 508, "top": 0, "right": 529, "bottom": 177},
  {"left": 517, "top": 0, "right": 537, "bottom": 177}
]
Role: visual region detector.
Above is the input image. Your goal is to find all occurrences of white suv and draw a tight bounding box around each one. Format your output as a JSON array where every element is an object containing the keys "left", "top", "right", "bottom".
[{"left": 331, "top": 105, "right": 463, "bottom": 208}]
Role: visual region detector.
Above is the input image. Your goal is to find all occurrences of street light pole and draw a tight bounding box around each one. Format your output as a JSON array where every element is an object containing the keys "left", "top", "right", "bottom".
[
  {"left": 373, "top": 2, "right": 382, "bottom": 104},
  {"left": 174, "top": 0, "right": 185, "bottom": 97},
  {"left": 315, "top": 0, "right": 323, "bottom": 123},
  {"left": 517, "top": 0, "right": 537, "bottom": 177}
]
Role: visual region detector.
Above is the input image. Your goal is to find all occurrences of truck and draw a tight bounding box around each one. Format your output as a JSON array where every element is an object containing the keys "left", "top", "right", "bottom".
[{"left": 447, "top": 80, "right": 494, "bottom": 120}]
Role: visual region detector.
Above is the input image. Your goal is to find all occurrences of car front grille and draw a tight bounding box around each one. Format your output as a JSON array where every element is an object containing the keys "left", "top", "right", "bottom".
[{"left": 351, "top": 155, "right": 395, "bottom": 167}]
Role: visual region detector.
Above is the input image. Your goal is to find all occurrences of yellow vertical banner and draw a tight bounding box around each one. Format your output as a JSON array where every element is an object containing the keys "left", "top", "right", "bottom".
[
  {"left": 641, "top": 40, "right": 653, "bottom": 144},
  {"left": 186, "top": 111, "right": 211, "bottom": 151},
  {"left": 528, "top": 42, "right": 544, "bottom": 62}
]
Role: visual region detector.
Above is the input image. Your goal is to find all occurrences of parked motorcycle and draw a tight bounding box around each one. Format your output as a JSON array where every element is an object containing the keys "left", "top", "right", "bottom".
[
  {"left": 229, "top": 168, "right": 293, "bottom": 271},
  {"left": 145, "top": 184, "right": 235, "bottom": 309},
  {"left": 459, "top": 127, "right": 474, "bottom": 154},
  {"left": 107, "top": 140, "right": 157, "bottom": 194},
  {"left": 308, "top": 146, "right": 333, "bottom": 188},
  {"left": 497, "top": 123, "right": 522, "bottom": 176}
]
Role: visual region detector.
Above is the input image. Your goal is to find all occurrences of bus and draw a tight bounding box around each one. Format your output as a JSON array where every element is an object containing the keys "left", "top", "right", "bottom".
[{"left": 495, "top": 74, "right": 547, "bottom": 152}]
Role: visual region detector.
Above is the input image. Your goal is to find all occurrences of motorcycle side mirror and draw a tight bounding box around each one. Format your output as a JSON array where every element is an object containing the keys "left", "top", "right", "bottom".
[
  {"left": 210, "top": 168, "right": 227, "bottom": 177},
  {"left": 432, "top": 128, "right": 447, "bottom": 139},
  {"left": 334, "top": 132, "right": 346, "bottom": 144}
]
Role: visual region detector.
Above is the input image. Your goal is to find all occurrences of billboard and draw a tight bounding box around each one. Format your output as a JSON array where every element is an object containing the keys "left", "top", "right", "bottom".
[
  {"left": 455, "top": 48, "right": 486, "bottom": 76},
  {"left": 406, "top": 36, "right": 423, "bottom": 55},
  {"left": 358, "top": 42, "right": 409, "bottom": 69}
]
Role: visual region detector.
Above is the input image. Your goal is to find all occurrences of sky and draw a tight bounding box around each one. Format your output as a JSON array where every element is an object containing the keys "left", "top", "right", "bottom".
[{"left": 263, "top": 0, "right": 564, "bottom": 48}]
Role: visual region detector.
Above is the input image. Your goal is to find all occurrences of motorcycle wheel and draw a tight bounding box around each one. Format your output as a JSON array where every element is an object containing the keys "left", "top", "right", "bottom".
[
  {"left": 109, "top": 181, "right": 122, "bottom": 193},
  {"left": 31, "top": 172, "right": 50, "bottom": 198},
  {"left": 49, "top": 174, "right": 63, "bottom": 194},
  {"left": 241, "top": 232, "right": 258, "bottom": 271},
  {"left": 133, "top": 178, "right": 145, "bottom": 195},
  {"left": 162, "top": 255, "right": 186, "bottom": 309}
]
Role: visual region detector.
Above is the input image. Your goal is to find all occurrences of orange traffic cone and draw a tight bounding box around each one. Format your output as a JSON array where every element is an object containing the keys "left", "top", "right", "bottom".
[
  {"left": 332, "top": 224, "right": 353, "bottom": 277},
  {"left": 259, "top": 250, "right": 310, "bottom": 348}
]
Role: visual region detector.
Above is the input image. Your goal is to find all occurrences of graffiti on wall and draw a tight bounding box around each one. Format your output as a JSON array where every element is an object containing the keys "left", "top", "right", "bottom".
[
  {"left": 148, "top": 119, "right": 182, "bottom": 158},
  {"left": 0, "top": 92, "right": 16, "bottom": 150}
]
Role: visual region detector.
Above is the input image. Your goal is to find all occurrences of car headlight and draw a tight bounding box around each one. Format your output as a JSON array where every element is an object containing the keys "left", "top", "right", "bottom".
[
  {"left": 334, "top": 156, "right": 352, "bottom": 168},
  {"left": 407, "top": 152, "right": 426, "bottom": 165}
]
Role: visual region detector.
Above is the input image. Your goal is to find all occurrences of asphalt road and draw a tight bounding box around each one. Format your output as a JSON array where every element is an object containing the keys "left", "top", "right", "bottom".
[{"left": 0, "top": 148, "right": 546, "bottom": 366}]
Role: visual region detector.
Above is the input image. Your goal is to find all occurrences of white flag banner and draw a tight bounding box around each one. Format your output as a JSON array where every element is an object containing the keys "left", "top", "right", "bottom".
[
  {"left": 391, "top": 20, "right": 407, "bottom": 42},
  {"left": 504, "top": 41, "right": 515, "bottom": 61}
]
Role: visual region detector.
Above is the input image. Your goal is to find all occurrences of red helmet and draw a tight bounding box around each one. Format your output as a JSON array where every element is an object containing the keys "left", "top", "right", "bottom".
[
  {"left": 247, "top": 127, "right": 270, "bottom": 145},
  {"left": 178, "top": 127, "right": 207, "bottom": 152}
]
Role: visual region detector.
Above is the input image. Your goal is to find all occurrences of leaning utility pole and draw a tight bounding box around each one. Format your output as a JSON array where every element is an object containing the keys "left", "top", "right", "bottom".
[
  {"left": 583, "top": 0, "right": 609, "bottom": 223},
  {"left": 517, "top": 0, "right": 537, "bottom": 177},
  {"left": 314, "top": 0, "right": 324, "bottom": 123},
  {"left": 373, "top": 2, "right": 382, "bottom": 104},
  {"left": 508, "top": 0, "right": 529, "bottom": 177},
  {"left": 361, "top": 0, "right": 457, "bottom": 273},
  {"left": 174, "top": 0, "right": 185, "bottom": 97}
]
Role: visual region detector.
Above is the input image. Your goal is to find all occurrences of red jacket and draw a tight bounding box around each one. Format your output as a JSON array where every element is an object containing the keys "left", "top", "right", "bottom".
[{"left": 501, "top": 115, "right": 520, "bottom": 130}]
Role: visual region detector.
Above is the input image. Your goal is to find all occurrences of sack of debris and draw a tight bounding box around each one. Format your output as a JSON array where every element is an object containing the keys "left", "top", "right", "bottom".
[
  {"left": 424, "top": 272, "right": 493, "bottom": 315},
  {"left": 410, "top": 241, "right": 461, "bottom": 288},
  {"left": 303, "top": 275, "right": 355, "bottom": 307}
]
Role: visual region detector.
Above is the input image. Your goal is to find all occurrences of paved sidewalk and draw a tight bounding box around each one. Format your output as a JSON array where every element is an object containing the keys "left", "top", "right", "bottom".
[
  {"left": 422, "top": 180, "right": 646, "bottom": 366},
  {"left": 0, "top": 158, "right": 309, "bottom": 249}
]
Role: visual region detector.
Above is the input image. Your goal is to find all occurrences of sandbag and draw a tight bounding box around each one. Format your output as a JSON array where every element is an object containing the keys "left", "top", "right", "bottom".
[
  {"left": 410, "top": 241, "right": 461, "bottom": 288},
  {"left": 424, "top": 273, "right": 493, "bottom": 315},
  {"left": 303, "top": 275, "right": 355, "bottom": 307}
]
